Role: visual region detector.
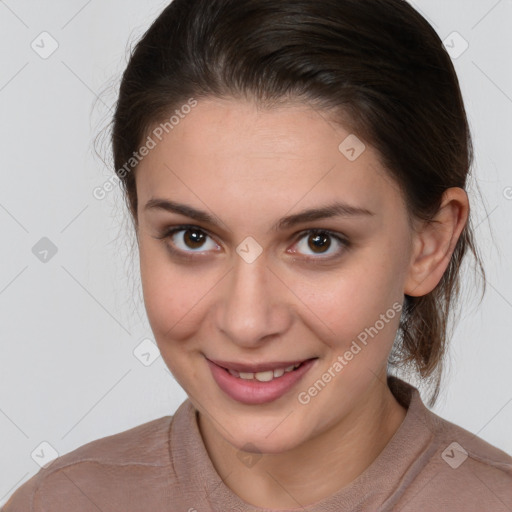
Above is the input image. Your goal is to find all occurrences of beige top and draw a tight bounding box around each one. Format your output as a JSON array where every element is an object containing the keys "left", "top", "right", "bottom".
[{"left": 3, "top": 376, "right": 512, "bottom": 511}]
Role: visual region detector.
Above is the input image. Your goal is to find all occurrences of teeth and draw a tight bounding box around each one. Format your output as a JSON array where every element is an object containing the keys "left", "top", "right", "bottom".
[
  {"left": 227, "top": 363, "right": 301, "bottom": 382},
  {"left": 255, "top": 370, "right": 274, "bottom": 382}
]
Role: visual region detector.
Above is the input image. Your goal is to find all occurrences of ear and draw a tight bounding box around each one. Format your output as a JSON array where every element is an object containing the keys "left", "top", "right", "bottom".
[{"left": 404, "top": 187, "right": 469, "bottom": 297}]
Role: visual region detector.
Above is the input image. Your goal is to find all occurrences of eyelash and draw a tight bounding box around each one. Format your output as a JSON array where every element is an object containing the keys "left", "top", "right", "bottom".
[{"left": 155, "top": 224, "right": 350, "bottom": 262}]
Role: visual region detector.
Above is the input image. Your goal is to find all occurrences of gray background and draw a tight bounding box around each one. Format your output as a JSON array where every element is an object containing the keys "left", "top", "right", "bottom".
[{"left": 0, "top": 0, "right": 511, "bottom": 503}]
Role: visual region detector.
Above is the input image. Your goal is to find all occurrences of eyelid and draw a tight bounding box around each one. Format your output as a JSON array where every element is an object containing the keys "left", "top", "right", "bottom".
[
  {"left": 290, "top": 228, "right": 349, "bottom": 260},
  {"left": 155, "top": 224, "right": 222, "bottom": 256},
  {"left": 156, "top": 224, "right": 350, "bottom": 260},
  {"left": 155, "top": 224, "right": 217, "bottom": 243}
]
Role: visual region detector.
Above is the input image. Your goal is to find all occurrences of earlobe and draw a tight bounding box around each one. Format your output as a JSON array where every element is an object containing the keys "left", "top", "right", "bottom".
[{"left": 404, "top": 187, "right": 469, "bottom": 297}]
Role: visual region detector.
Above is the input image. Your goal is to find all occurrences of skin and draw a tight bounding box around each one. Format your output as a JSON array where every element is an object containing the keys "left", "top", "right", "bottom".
[{"left": 134, "top": 97, "right": 469, "bottom": 509}]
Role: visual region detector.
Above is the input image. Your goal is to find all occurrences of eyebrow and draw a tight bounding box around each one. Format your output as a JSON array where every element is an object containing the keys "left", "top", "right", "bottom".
[{"left": 144, "top": 198, "right": 375, "bottom": 231}]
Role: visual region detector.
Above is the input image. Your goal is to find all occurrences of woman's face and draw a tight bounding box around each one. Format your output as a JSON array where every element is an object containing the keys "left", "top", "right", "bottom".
[{"left": 135, "top": 97, "right": 415, "bottom": 453}]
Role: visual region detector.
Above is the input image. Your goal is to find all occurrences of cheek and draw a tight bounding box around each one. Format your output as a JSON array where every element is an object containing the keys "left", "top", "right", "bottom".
[
  {"left": 291, "top": 249, "right": 404, "bottom": 354},
  {"left": 139, "top": 241, "right": 203, "bottom": 342},
  {"left": 139, "top": 247, "right": 206, "bottom": 388},
  {"left": 139, "top": 228, "right": 406, "bottom": 357}
]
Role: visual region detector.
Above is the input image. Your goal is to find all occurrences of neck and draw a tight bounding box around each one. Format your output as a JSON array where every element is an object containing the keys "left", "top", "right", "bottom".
[{"left": 198, "top": 373, "right": 407, "bottom": 509}]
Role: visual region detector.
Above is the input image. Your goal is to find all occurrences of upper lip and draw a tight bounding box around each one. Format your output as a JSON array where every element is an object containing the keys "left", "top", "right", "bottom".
[{"left": 207, "top": 357, "right": 315, "bottom": 373}]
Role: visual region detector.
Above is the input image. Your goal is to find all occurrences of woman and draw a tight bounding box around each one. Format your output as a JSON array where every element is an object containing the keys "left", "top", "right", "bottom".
[{"left": 4, "top": 0, "right": 511, "bottom": 510}]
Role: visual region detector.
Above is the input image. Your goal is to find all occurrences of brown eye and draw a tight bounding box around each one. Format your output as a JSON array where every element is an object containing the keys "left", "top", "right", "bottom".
[
  {"left": 307, "top": 232, "right": 331, "bottom": 254},
  {"left": 181, "top": 228, "right": 207, "bottom": 249},
  {"left": 292, "top": 229, "right": 348, "bottom": 259},
  {"left": 158, "top": 225, "right": 220, "bottom": 255}
]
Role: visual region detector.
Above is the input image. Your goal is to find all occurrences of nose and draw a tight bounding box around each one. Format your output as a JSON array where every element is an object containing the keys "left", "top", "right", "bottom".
[{"left": 216, "top": 252, "right": 290, "bottom": 348}]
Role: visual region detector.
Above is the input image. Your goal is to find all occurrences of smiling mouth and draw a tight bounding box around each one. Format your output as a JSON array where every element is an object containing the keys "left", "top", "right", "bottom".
[
  {"left": 224, "top": 362, "right": 303, "bottom": 382},
  {"left": 206, "top": 357, "right": 318, "bottom": 405},
  {"left": 207, "top": 357, "right": 317, "bottom": 383}
]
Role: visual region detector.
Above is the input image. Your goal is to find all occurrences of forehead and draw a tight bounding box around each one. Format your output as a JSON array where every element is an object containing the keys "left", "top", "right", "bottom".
[
  {"left": 148, "top": 97, "right": 357, "bottom": 160},
  {"left": 136, "top": 97, "right": 400, "bottom": 219}
]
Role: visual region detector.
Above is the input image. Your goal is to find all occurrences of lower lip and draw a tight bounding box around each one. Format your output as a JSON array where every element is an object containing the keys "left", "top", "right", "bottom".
[{"left": 206, "top": 358, "right": 317, "bottom": 405}]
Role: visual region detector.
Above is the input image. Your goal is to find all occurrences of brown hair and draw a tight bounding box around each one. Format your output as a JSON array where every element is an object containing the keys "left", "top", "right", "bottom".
[{"left": 109, "top": 0, "right": 486, "bottom": 407}]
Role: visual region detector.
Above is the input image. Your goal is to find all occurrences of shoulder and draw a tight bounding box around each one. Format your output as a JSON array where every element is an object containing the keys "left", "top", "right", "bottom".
[
  {"left": 1, "top": 415, "right": 174, "bottom": 512},
  {"left": 401, "top": 406, "right": 512, "bottom": 511},
  {"left": 386, "top": 377, "right": 512, "bottom": 511},
  {"left": 432, "top": 408, "right": 512, "bottom": 477}
]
